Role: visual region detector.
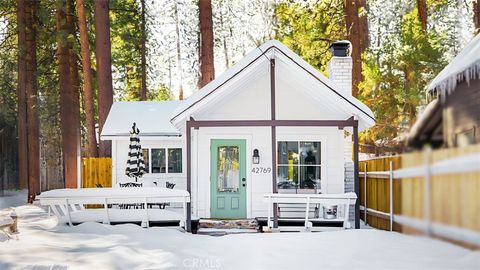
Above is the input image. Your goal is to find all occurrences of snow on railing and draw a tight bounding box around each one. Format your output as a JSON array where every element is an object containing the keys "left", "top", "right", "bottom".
[
  {"left": 264, "top": 193, "right": 357, "bottom": 231},
  {"left": 38, "top": 187, "right": 190, "bottom": 229},
  {"left": 359, "top": 153, "right": 480, "bottom": 246}
]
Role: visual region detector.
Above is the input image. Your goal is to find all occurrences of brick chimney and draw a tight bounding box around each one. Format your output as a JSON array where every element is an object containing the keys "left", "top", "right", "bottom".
[{"left": 327, "top": 40, "right": 352, "bottom": 96}]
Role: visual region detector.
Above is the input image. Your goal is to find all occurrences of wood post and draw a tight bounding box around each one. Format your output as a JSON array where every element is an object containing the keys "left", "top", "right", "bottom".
[
  {"left": 353, "top": 125, "right": 360, "bottom": 229},
  {"left": 186, "top": 120, "right": 192, "bottom": 232},
  {"left": 389, "top": 160, "right": 393, "bottom": 231},
  {"left": 270, "top": 58, "right": 279, "bottom": 228}
]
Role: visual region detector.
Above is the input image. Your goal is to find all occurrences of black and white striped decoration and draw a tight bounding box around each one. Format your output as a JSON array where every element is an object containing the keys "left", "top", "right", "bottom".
[{"left": 125, "top": 122, "right": 147, "bottom": 180}]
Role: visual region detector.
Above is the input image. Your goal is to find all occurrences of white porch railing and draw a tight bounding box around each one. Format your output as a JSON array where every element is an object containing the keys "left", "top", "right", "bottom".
[
  {"left": 38, "top": 187, "right": 190, "bottom": 228},
  {"left": 359, "top": 152, "right": 480, "bottom": 247},
  {"left": 264, "top": 193, "right": 357, "bottom": 231}
]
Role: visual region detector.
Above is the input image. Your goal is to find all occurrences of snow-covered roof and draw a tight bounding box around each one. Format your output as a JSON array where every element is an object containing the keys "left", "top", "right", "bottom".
[
  {"left": 428, "top": 33, "right": 480, "bottom": 95},
  {"left": 171, "top": 40, "right": 375, "bottom": 131},
  {"left": 101, "top": 101, "right": 182, "bottom": 139}
]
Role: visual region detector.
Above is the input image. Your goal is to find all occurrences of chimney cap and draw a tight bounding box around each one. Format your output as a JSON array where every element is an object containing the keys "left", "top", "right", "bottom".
[{"left": 329, "top": 40, "right": 351, "bottom": 57}]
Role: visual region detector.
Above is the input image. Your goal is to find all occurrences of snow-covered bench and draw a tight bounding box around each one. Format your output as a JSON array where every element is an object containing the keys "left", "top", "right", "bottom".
[
  {"left": 264, "top": 192, "right": 357, "bottom": 231},
  {"left": 37, "top": 187, "right": 190, "bottom": 228}
]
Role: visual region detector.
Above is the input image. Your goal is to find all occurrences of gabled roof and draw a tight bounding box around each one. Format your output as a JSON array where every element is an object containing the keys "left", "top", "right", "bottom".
[
  {"left": 101, "top": 101, "right": 181, "bottom": 139},
  {"left": 428, "top": 33, "right": 480, "bottom": 95},
  {"left": 171, "top": 40, "right": 375, "bottom": 131}
]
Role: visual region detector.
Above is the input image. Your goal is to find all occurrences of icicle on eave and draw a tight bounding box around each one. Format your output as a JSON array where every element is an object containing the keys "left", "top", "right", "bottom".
[{"left": 431, "top": 60, "right": 480, "bottom": 104}]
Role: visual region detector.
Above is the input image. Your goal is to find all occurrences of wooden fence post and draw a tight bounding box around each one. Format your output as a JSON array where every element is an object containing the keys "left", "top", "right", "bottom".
[
  {"left": 389, "top": 160, "right": 393, "bottom": 231},
  {"left": 364, "top": 162, "right": 367, "bottom": 225},
  {"left": 424, "top": 146, "right": 432, "bottom": 237}
]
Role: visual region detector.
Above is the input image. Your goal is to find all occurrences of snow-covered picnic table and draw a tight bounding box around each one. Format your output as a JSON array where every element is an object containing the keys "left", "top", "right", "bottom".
[
  {"left": 37, "top": 187, "right": 190, "bottom": 228},
  {"left": 264, "top": 192, "right": 357, "bottom": 231}
]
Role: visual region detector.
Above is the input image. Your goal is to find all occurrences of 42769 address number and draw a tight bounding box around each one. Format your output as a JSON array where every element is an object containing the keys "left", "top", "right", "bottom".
[{"left": 251, "top": 167, "right": 272, "bottom": 174}]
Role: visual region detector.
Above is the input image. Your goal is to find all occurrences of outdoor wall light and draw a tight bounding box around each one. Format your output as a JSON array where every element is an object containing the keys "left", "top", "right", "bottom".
[{"left": 252, "top": 149, "right": 260, "bottom": 164}]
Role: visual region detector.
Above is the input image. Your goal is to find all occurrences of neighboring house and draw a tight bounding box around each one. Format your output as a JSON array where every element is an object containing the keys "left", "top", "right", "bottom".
[
  {"left": 101, "top": 40, "right": 375, "bottom": 229},
  {"left": 408, "top": 33, "right": 480, "bottom": 149}
]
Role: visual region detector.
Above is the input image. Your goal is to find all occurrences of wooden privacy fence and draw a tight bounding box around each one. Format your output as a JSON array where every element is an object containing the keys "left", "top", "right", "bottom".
[
  {"left": 81, "top": 158, "right": 112, "bottom": 188},
  {"left": 359, "top": 144, "right": 480, "bottom": 247}
]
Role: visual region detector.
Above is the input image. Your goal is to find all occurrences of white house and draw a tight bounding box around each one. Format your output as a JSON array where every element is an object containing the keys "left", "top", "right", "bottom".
[{"left": 101, "top": 40, "right": 375, "bottom": 231}]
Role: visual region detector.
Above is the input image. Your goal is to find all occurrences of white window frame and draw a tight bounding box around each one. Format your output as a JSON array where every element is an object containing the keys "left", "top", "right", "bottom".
[
  {"left": 276, "top": 140, "right": 323, "bottom": 193},
  {"left": 143, "top": 147, "right": 183, "bottom": 175}
]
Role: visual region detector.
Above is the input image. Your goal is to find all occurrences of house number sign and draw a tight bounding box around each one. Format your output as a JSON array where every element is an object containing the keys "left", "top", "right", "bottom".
[{"left": 251, "top": 167, "right": 272, "bottom": 174}]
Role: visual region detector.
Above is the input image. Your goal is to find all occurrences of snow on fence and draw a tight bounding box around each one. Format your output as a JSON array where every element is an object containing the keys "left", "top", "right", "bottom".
[
  {"left": 81, "top": 158, "right": 112, "bottom": 188},
  {"left": 359, "top": 143, "right": 480, "bottom": 247}
]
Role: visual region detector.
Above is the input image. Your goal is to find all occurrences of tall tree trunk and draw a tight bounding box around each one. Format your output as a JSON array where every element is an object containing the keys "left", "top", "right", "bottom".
[
  {"left": 94, "top": 0, "right": 113, "bottom": 157},
  {"left": 474, "top": 0, "right": 480, "bottom": 34},
  {"left": 140, "top": 0, "right": 147, "bottom": 100},
  {"left": 67, "top": 0, "right": 81, "bottom": 186},
  {"left": 57, "top": 0, "right": 79, "bottom": 188},
  {"left": 76, "top": 0, "right": 98, "bottom": 157},
  {"left": 198, "top": 0, "right": 215, "bottom": 88},
  {"left": 174, "top": 2, "right": 184, "bottom": 100},
  {"left": 358, "top": 0, "right": 369, "bottom": 52},
  {"left": 416, "top": 0, "right": 427, "bottom": 31},
  {"left": 344, "top": 0, "right": 364, "bottom": 97},
  {"left": 17, "top": 0, "right": 29, "bottom": 192},
  {"left": 25, "top": 0, "right": 40, "bottom": 195},
  {"left": 219, "top": 1, "right": 229, "bottom": 69}
]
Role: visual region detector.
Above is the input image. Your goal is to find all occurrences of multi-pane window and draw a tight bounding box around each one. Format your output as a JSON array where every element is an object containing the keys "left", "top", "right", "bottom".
[
  {"left": 151, "top": 149, "right": 166, "bottom": 173},
  {"left": 277, "top": 141, "right": 321, "bottom": 193},
  {"left": 141, "top": 148, "right": 182, "bottom": 174},
  {"left": 168, "top": 148, "right": 183, "bottom": 173},
  {"left": 142, "top": 149, "right": 150, "bottom": 173}
]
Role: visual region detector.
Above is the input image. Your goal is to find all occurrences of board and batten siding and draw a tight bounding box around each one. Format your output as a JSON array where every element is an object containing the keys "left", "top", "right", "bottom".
[
  {"left": 191, "top": 126, "right": 345, "bottom": 219},
  {"left": 443, "top": 78, "right": 480, "bottom": 147}
]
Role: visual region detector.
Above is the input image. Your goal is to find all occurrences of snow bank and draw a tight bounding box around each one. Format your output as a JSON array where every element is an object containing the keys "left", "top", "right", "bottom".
[
  {"left": 0, "top": 190, "right": 27, "bottom": 210},
  {"left": 1, "top": 204, "right": 479, "bottom": 269}
]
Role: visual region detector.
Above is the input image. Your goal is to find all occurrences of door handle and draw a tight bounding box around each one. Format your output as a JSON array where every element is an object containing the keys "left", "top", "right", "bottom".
[
  {"left": 242, "top": 178, "right": 246, "bottom": 187},
  {"left": 242, "top": 178, "right": 246, "bottom": 182}
]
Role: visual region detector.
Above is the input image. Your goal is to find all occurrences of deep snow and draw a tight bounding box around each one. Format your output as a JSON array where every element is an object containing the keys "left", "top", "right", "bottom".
[{"left": 1, "top": 194, "right": 480, "bottom": 269}]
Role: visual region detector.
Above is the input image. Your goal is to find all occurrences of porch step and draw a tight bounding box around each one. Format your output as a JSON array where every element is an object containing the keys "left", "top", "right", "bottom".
[{"left": 198, "top": 219, "right": 259, "bottom": 231}]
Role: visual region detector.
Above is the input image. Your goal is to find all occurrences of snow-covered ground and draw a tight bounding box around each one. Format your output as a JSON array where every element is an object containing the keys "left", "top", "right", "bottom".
[
  {"left": 0, "top": 190, "right": 28, "bottom": 209},
  {"left": 1, "top": 193, "right": 480, "bottom": 270}
]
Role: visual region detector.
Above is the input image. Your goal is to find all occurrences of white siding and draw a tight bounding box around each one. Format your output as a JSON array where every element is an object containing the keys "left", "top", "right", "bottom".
[
  {"left": 191, "top": 126, "right": 344, "bottom": 219},
  {"left": 113, "top": 138, "right": 186, "bottom": 190}
]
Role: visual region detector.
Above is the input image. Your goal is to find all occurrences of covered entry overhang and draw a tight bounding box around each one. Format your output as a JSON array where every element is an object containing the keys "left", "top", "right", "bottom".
[{"left": 170, "top": 40, "right": 375, "bottom": 232}]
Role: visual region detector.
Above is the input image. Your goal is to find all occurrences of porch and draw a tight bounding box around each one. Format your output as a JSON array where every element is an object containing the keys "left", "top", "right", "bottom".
[{"left": 37, "top": 187, "right": 200, "bottom": 232}]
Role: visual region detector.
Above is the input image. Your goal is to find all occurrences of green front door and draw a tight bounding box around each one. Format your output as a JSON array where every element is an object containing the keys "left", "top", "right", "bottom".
[{"left": 210, "top": 139, "right": 247, "bottom": 219}]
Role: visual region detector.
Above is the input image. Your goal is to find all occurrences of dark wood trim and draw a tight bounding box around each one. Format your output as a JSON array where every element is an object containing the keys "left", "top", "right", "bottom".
[
  {"left": 270, "top": 58, "right": 279, "bottom": 228},
  {"left": 187, "top": 119, "right": 358, "bottom": 128},
  {"left": 270, "top": 59, "right": 276, "bottom": 122},
  {"left": 186, "top": 120, "right": 192, "bottom": 232},
  {"left": 353, "top": 125, "right": 360, "bottom": 229}
]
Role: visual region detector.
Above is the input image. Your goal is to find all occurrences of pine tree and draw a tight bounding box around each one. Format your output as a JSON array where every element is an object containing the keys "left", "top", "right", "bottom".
[
  {"left": 416, "top": 0, "right": 427, "bottom": 31},
  {"left": 199, "top": 0, "right": 215, "bottom": 87},
  {"left": 76, "top": 0, "right": 98, "bottom": 157},
  {"left": 25, "top": 0, "right": 40, "bottom": 195},
  {"left": 140, "top": 0, "right": 147, "bottom": 100},
  {"left": 344, "top": 0, "right": 367, "bottom": 97},
  {"left": 16, "top": 0, "right": 29, "bottom": 192},
  {"left": 174, "top": 1, "right": 184, "bottom": 100},
  {"left": 94, "top": 0, "right": 114, "bottom": 157},
  {"left": 57, "top": 0, "right": 80, "bottom": 188}
]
